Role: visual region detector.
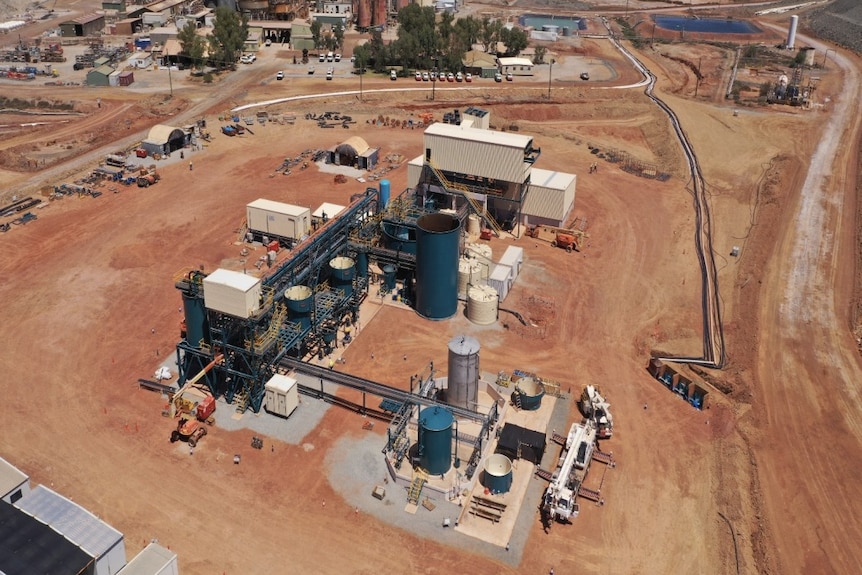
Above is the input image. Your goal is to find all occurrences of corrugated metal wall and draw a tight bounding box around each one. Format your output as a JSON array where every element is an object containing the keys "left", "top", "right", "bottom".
[
  {"left": 523, "top": 181, "right": 575, "bottom": 224},
  {"left": 426, "top": 133, "right": 527, "bottom": 183}
]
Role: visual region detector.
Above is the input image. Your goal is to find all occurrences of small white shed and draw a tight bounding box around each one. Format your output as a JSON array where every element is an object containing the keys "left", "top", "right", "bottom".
[
  {"left": 202, "top": 268, "right": 262, "bottom": 318},
  {"left": 264, "top": 374, "right": 299, "bottom": 418},
  {"left": 488, "top": 263, "right": 513, "bottom": 301},
  {"left": 117, "top": 542, "right": 178, "bottom": 575},
  {"left": 247, "top": 199, "right": 311, "bottom": 240},
  {"left": 498, "top": 246, "right": 523, "bottom": 280},
  {"left": 129, "top": 51, "right": 153, "bottom": 69}
]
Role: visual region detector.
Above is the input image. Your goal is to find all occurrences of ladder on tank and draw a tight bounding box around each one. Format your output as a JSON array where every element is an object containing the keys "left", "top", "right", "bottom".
[{"left": 407, "top": 469, "right": 428, "bottom": 505}]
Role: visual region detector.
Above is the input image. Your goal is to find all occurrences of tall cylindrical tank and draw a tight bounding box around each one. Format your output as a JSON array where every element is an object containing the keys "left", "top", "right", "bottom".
[
  {"left": 802, "top": 47, "right": 816, "bottom": 66},
  {"left": 372, "top": 0, "right": 387, "bottom": 28},
  {"left": 447, "top": 335, "right": 480, "bottom": 409},
  {"left": 358, "top": 0, "right": 371, "bottom": 28},
  {"left": 285, "top": 285, "right": 313, "bottom": 330},
  {"left": 513, "top": 376, "right": 545, "bottom": 411},
  {"left": 418, "top": 406, "right": 453, "bottom": 476},
  {"left": 467, "top": 284, "right": 498, "bottom": 325},
  {"left": 382, "top": 264, "right": 397, "bottom": 292},
  {"left": 467, "top": 214, "right": 481, "bottom": 236},
  {"left": 562, "top": 26, "right": 571, "bottom": 37},
  {"left": 329, "top": 256, "right": 355, "bottom": 298},
  {"left": 379, "top": 179, "right": 390, "bottom": 212},
  {"left": 482, "top": 453, "right": 513, "bottom": 494},
  {"left": 356, "top": 251, "right": 368, "bottom": 278},
  {"left": 458, "top": 257, "right": 483, "bottom": 298},
  {"left": 415, "top": 213, "right": 460, "bottom": 320},
  {"left": 787, "top": 14, "right": 798, "bottom": 49},
  {"left": 182, "top": 292, "right": 208, "bottom": 347}
]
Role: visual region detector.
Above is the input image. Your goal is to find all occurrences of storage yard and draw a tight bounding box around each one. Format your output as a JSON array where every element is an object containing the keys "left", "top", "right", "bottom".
[{"left": 1, "top": 1, "right": 862, "bottom": 575}]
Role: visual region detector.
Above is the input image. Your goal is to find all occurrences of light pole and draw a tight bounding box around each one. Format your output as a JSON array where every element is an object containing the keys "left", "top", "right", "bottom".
[
  {"left": 358, "top": 56, "right": 363, "bottom": 102},
  {"left": 822, "top": 48, "right": 835, "bottom": 70},
  {"left": 432, "top": 58, "right": 438, "bottom": 101},
  {"left": 547, "top": 58, "right": 554, "bottom": 100}
]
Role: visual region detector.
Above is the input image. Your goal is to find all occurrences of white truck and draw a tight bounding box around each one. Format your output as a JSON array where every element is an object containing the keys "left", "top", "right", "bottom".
[
  {"left": 542, "top": 419, "right": 597, "bottom": 523},
  {"left": 579, "top": 385, "right": 614, "bottom": 439}
]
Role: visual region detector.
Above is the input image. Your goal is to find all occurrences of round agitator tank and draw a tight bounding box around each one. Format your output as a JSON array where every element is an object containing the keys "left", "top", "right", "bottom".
[
  {"left": 382, "top": 264, "right": 397, "bottom": 292},
  {"left": 447, "top": 335, "right": 480, "bottom": 409},
  {"left": 418, "top": 406, "right": 454, "bottom": 476},
  {"left": 381, "top": 221, "right": 416, "bottom": 254},
  {"left": 562, "top": 26, "right": 571, "bottom": 36},
  {"left": 415, "top": 213, "right": 460, "bottom": 320},
  {"left": 329, "top": 256, "right": 355, "bottom": 297},
  {"left": 285, "top": 285, "right": 313, "bottom": 330},
  {"left": 467, "top": 285, "right": 498, "bottom": 325},
  {"left": 482, "top": 453, "right": 513, "bottom": 494},
  {"left": 379, "top": 179, "right": 390, "bottom": 212},
  {"left": 458, "top": 257, "right": 483, "bottom": 297},
  {"left": 182, "top": 292, "right": 208, "bottom": 347},
  {"left": 513, "top": 376, "right": 545, "bottom": 411}
]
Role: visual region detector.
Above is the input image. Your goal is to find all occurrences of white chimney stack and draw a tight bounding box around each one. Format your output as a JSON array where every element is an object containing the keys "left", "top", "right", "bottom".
[{"left": 787, "top": 15, "right": 799, "bottom": 50}]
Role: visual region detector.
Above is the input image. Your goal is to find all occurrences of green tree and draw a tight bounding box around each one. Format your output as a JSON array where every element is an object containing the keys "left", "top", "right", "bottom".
[
  {"left": 479, "top": 17, "right": 503, "bottom": 53},
  {"left": 208, "top": 6, "right": 248, "bottom": 68},
  {"left": 454, "top": 16, "right": 481, "bottom": 49},
  {"left": 177, "top": 21, "right": 205, "bottom": 70},
  {"left": 333, "top": 25, "right": 345, "bottom": 50},
  {"left": 533, "top": 45, "right": 547, "bottom": 65},
  {"left": 310, "top": 20, "right": 322, "bottom": 49},
  {"left": 499, "top": 27, "right": 527, "bottom": 56}
]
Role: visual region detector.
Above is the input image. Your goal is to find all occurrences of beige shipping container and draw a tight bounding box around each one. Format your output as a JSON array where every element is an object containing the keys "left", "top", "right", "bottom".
[
  {"left": 246, "top": 199, "right": 311, "bottom": 240},
  {"left": 202, "top": 268, "right": 262, "bottom": 318},
  {"left": 264, "top": 374, "right": 299, "bottom": 418},
  {"left": 423, "top": 123, "right": 534, "bottom": 184}
]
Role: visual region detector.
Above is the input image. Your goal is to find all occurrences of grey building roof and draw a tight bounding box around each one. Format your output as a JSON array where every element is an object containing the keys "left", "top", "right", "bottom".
[
  {"left": 117, "top": 542, "right": 176, "bottom": 574},
  {"left": 14, "top": 485, "right": 123, "bottom": 558}
]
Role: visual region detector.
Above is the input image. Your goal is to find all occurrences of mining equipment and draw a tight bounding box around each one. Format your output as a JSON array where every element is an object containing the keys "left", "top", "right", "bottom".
[
  {"left": 168, "top": 355, "right": 221, "bottom": 446},
  {"left": 526, "top": 224, "right": 587, "bottom": 252},
  {"left": 170, "top": 415, "right": 208, "bottom": 447},
  {"left": 136, "top": 166, "right": 161, "bottom": 188},
  {"left": 579, "top": 385, "right": 614, "bottom": 439},
  {"left": 542, "top": 419, "right": 597, "bottom": 523}
]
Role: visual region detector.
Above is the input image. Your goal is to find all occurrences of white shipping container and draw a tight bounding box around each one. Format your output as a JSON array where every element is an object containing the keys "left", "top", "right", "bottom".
[
  {"left": 246, "top": 199, "right": 311, "bottom": 240},
  {"left": 116, "top": 542, "right": 178, "bottom": 575},
  {"left": 498, "top": 245, "right": 524, "bottom": 279},
  {"left": 203, "top": 268, "right": 262, "bottom": 318},
  {"left": 488, "top": 263, "right": 512, "bottom": 301},
  {"left": 264, "top": 374, "right": 299, "bottom": 418}
]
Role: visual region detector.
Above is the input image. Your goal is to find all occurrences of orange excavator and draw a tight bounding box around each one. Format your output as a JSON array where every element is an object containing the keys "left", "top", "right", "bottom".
[{"left": 169, "top": 355, "right": 222, "bottom": 447}]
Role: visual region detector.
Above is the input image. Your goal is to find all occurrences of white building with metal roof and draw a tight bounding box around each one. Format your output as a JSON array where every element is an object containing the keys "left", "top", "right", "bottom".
[
  {"left": 0, "top": 455, "right": 29, "bottom": 504},
  {"left": 118, "top": 542, "right": 178, "bottom": 575},
  {"left": 523, "top": 168, "right": 576, "bottom": 227},
  {"left": 497, "top": 57, "right": 534, "bottom": 75},
  {"left": 14, "top": 485, "right": 126, "bottom": 575}
]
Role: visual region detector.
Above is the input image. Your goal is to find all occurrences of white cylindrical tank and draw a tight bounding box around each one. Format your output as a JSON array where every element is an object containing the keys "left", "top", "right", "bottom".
[
  {"left": 787, "top": 14, "right": 798, "bottom": 49},
  {"left": 447, "top": 335, "right": 480, "bottom": 409},
  {"left": 778, "top": 74, "right": 789, "bottom": 86},
  {"left": 458, "top": 257, "right": 483, "bottom": 297},
  {"left": 467, "top": 214, "right": 481, "bottom": 236},
  {"left": 467, "top": 284, "right": 498, "bottom": 325}
]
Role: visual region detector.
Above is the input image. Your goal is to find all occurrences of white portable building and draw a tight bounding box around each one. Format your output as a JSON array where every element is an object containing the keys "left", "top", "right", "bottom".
[
  {"left": 407, "top": 154, "right": 424, "bottom": 189},
  {"left": 202, "top": 268, "right": 262, "bottom": 318},
  {"left": 523, "top": 168, "right": 576, "bottom": 228},
  {"left": 14, "top": 485, "right": 127, "bottom": 575},
  {"left": 498, "top": 246, "right": 524, "bottom": 280},
  {"left": 423, "top": 123, "right": 535, "bottom": 184},
  {"left": 0, "top": 456, "right": 29, "bottom": 504},
  {"left": 312, "top": 202, "right": 346, "bottom": 221},
  {"left": 264, "top": 374, "right": 299, "bottom": 418},
  {"left": 129, "top": 51, "right": 153, "bottom": 69},
  {"left": 488, "top": 263, "right": 512, "bottom": 301},
  {"left": 497, "top": 57, "right": 534, "bottom": 76},
  {"left": 246, "top": 199, "right": 311, "bottom": 240},
  {"left": 117, "top": 542, "right": 178, "bottom": 575}
]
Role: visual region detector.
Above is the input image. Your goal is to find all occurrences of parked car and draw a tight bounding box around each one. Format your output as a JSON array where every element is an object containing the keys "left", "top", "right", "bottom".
[
  {"left": 422, "top": 72, "right": 430, "bottom": 81},
  {"left": 447, "top": 72, "right": 455, "bottom": 82},
  {"left": 319, "top": 53, "right": 326, "bottom": 62},
  {"left": 494, "top": 73, "right": 502, "bottom": 82},
  {"left": 326, "top": 67, "right": 333, "bottom": 80},
  {"left": 265, "top": 38, "right": 272, "bottom": 46},
  {"left": 506, "top": 73, "right": 513, "bottom": 81},
  {"left": 580, "top": 72, "right": 590, "bottom": 81},
  {"left": 390, "top": 70, "right": 397, "bottom": 80},
  {"left": 334, "top": 53, "right": 342, "bottom": 62},
  {"left": 465, "top": 72, "right": 473, "bottom": 82},
  {"left": 455, "top": 72, "right": 463, "bottom": 82},
  {"left": 415, "top": 71, "right": 422, "bottom": 81},
  {"left": 430, "top": 71, "right": 438, "bottom": 81},
  {"left": 276, "top": 70, "right": 284, "bottom": 80}
]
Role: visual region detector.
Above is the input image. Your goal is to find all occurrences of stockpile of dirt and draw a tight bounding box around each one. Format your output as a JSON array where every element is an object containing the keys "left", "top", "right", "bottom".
[{"left": 807, "top": 0, "right": 862, "bottom": 53}]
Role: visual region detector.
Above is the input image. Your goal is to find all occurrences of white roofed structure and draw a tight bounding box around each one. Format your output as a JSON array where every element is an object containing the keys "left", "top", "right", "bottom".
[{"left": 523, "top": 167, "right": 576, "bottom": 227}]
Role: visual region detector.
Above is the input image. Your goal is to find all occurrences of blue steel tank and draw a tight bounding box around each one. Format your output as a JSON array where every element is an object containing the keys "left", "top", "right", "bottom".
[
  {"left": 482, "top": 453, "right": 513, "bottom": 494},
  {"left": 379, "top": 179, "right": 390, "bottom": 213},
  {"left": 513, "top": 376, "right": 545, "bottom": 411},
  {"left": 382, "top": 264, "right": 397, "bottom": 292},
  {"left": 182, "top": 292, "right": 208, "bottom": 347},
  {"left": 418, "top": 406, "right": 454, "bottom": 476},
  {"left": 285, "top": 285, "right": 313, "bottom": 330},
  {"left": 329, "top": 256, "right": 355, "bottom": 298},
  {"left": 355, "top": 251, "right": 369, "bottom": 278},
  {"left": 381, "top": 221, "right": 417, "bottom": 254},
  {"left": 415, "top": 213, "right": 460, "bottom": 320}
]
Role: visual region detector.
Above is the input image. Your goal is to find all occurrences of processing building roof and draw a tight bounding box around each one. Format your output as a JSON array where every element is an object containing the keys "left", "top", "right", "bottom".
[
  {"left": 0, "top": 500, "right": 95, "bottom": 575},
  {"left": 424, "top": 122, "right": 533, "bottom": 150},
  {"left": 529, "top": 167, "right": 576, "bottom": 191},
  {"left": 14, "top": 485, "right": 123, "bottom": 559},
  {"left": 0, "top": 456, "right": 28, "bottom": 498}
]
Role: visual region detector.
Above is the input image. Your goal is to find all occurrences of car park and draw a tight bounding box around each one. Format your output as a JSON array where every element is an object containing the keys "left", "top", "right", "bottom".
[
  {"left": 390, "top": 70, "right": 397, "bottom": 80},
  {"left": 455, "top": 72, "right": 463, "bottom": 82},
  {"left": 465, "top": 72, "right": 472, "bottom": 82},
  {"left": 276, "top": 70, "right": 284, "bottom": 80},
  {"left": 494, "top": 73, "right": 502, "bottom": 82}
]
